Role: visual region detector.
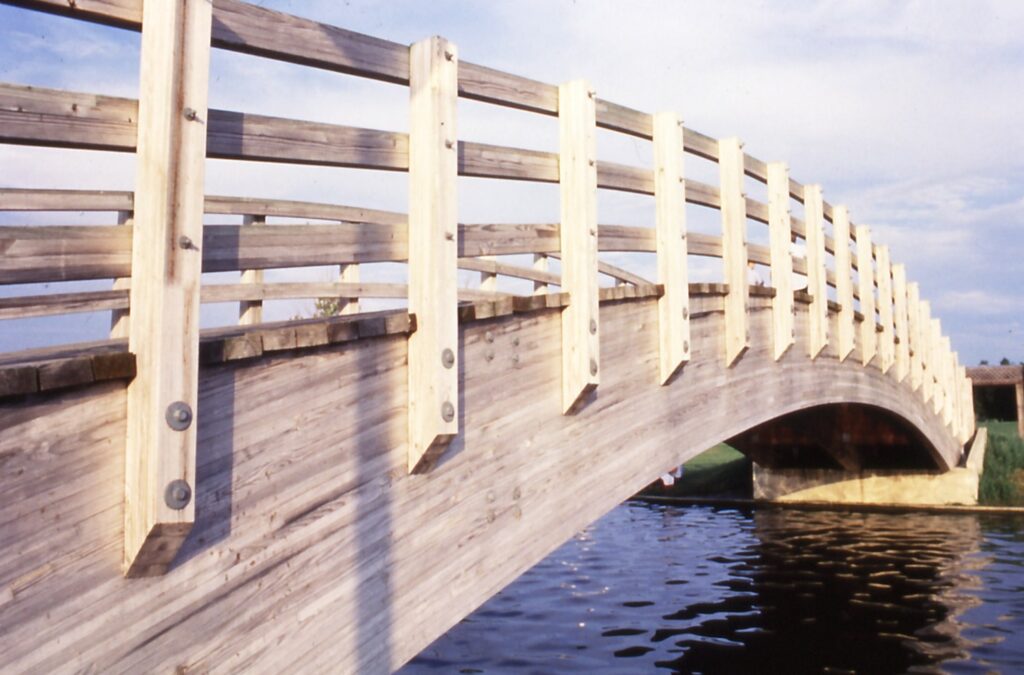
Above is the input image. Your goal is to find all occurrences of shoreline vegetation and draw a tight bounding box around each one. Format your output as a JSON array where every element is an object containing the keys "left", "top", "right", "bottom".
[{"left": 641, "top": 420, "right": 1024, "bottom": 507}]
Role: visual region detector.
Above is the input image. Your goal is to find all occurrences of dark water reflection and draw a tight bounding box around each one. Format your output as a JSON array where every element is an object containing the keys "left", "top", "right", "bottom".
[{"left": 401, "top": 503, "right": 1024, "bottom": 674}]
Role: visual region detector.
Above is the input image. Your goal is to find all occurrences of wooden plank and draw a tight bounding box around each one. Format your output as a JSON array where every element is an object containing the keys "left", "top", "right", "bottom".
[
  {"left": 892, "top": 264, "right": 910, "bottom": 383},
  {"left": 337, "top": 263, "right": 360, "bottom": 316},
  {"left": 856, "top": 225, "right": 876, "bottom": 366},
  {"left": 0, "top": 289, "right": 128, "bottom": 320},
  {"left": 123, "top": 0, "right": 212, "bottom": 577},
  {"left": 595, "top": 99, "right": 651, "bottom": 138},
  {"left": 718, "top": 138, "right": 748, "bottom": 367},
  {"left": 109, "top": 210, "right": 132, "bottom": 338},
  {"left": 457, "top": 257, "right": 559, "bottom": 287},
  {"left": 0, "top": 188, "right": 134, "bottom": 212},
  {"left": 941, "top": 337, "right": 954, "bottom": 426},
  {"left": 558, "top": 80, "right": 600, "bottom": 412},
  {"left": 908, "top": 282, "right": 924, "bottom": 391},
  {"left": 959, "top": 366, "right": 974, "bottom": 442},
  {"left": 532, "top": 254, "right": 550, "bottom": 295},
  {"left": 803, "top": 185, "right": 828, "bottom": 359},
  {"left": 930, "top": 318, "right": 944, "bottom": 415},
  {"left": 596, "top": 161, "right": 653, "bottom": 195},
  {"left": 919, "top": 300, "right": 933, "bottom": 403},
  {"left": 831, "top": 205, "right": 855, "bottom": 361},
  {"left": 238, "top": 215, "right": 266, "bottom": 325},
  {"left": 876, "top": 245, "right": 895, "bottom": 375},
  {"left": 202, "top": 282, "right": 407, "bottom": 303},
  {"left": 407, "top": 36, "right": 459, "bottom": 473},
  {"left": 766, "top": 162, "right": 794, "bottom": 360},
  {"left": 652, "top": 111, "right": 689, "bottom": 384}
]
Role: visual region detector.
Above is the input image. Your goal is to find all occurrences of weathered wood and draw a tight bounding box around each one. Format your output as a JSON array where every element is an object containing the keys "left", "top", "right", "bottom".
[
  {"left": 930, "top": 318, "right": 944, "bottom": 415},
  {"left": 407, "top": 36, "right": 459, "bottom": 473},
  {"left": 238, "top": 215, "right": 266, "bottom": 325},
  {"left": 892, "top": 264, "right": 910, "bottom": 382},
  {"left": 0, "top": 289, "right": 128, "bottom": 320},
  {"left": 766, "top": 162, "right": 794, "bottom": 361},
  {"left": 831, "top": 206, "right": 855, "bottom": 361},
  {"left": 558, "top": 80, "right": 600, "bottom": 413},
  {"left": 652, "top": 111, "right": 690, "bottom": 383},
  {"left": 803, "top": 184, "right": 828, "bottom": 359},
  {"left": 718, "top": 138, "right": 748, "bottom": 366},
  {"left": 123, "top": 0, "right": 212, "bottom": 577},
  {"left": 856, "top": 225, "right": 876, "bottom": 366},
  {"left": 876, "top": 245, "right": 895, "bottom": 375},
  {"left": 532, "top": 254, "right": 550, "bottom": 295},
  {"left": 0, "top": 294, "right": 962, "bottom": 674},
  {"left": 336, "top": 263, "right": 361, "bottom": 315}
]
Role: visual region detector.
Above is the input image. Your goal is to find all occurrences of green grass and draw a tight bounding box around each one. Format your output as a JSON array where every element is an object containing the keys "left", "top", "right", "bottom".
[
  {"left": 643, "top": 443, "right": 752, "bottom": 497},
  {"left": 978, "top": 421, "right": 1024, "bottom": 506}
]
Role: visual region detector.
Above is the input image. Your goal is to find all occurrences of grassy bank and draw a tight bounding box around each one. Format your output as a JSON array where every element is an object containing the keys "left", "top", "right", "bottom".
[
  {"left": 978, "top": 421, "right": 1024, "bottom": 506},
  {"left": 641, "top": 444, "right": 752, "bottom": 498}
]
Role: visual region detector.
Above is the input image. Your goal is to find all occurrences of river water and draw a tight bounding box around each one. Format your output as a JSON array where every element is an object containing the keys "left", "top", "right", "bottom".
[{"left": 401, "top": 502, "right": 1024, "bottom": 674}]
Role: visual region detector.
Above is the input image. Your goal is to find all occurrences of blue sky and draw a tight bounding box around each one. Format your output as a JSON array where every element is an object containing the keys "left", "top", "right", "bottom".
[{"left": 1, "top": 0, "right": 1021, "bottom": 365}]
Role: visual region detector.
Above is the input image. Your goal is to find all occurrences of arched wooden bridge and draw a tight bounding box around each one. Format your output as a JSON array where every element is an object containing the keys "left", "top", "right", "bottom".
[{"left": 0, "top": 1, "right": 976, "bottom": 672}]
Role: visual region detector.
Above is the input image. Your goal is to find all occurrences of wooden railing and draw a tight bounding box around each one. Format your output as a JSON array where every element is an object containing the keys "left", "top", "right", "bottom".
[{"left": 0, "top": 0, "right": 975, "bottom": 575}]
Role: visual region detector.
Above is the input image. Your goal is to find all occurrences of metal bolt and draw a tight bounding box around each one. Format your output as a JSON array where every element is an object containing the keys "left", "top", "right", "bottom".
[
  {"left": 164, "top": 479, "right": 192, "bottom": 510},
  {"left": 588, "top": 159, "right": 595, "bottom": 167},
  {"left": 684, "top": 340, "right": 690, "bottom": 352},
  {"left": 590, "top": 358, "right": 598, "bottom": 376},
  {"left": 441, "top": 348, "right": 455, "bottom": 369},
  {"left": 178, "top": 235, "right": 197, "bottom": 250},
  {"left": 485, "top": 331, "right": 494, "bottom": 343},
  {"left": 589, "top": 319, "right": 597, "bottom": 335},
  {"left": 444, "top": 50, "right": 454, "bottom": 62},
  {"left": 441, "top": 401, "right": 455, "bottom": 423},
  {"left": 445, "top": 231, "right": 455, "bottom": 241},
  {"left": 165, "top": 401, "right": 193, "bottom": 431},
  {"left": 183, "top": 107, "right": 200, "bottom": 122},
  {"left": 485, "top": 351, "right": 495, "bottom": 362},
  {"left": 445, "top": 139, "right": 454, "bottom": 149}
]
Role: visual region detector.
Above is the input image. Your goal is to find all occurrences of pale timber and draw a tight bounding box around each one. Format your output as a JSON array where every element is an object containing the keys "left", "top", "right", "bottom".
[
  {"left": 856, "top": 225, "right": 877, "bottom": 366},
  {"left": 803, "top": 185, "right": 829, "bottom": 358},
  {"left": 876, "top": 245, "right": 895, "bottom": 375},
  {"left": 406, "top": 36, "right": 459, "bottom": 473},
  {"left": 238, "top": 215, "right": 266, "bottom": 325},
  {"left": 558, "top": 80, "right": 600, "bottom": 412},
  {"left": 123, "top": 0, "right": 212, "bottom": 577},
  {"left": 652, "top": 111, "right": 690, "bottom": 383},
  {"left": 718, "top": 138, "right": 748, "bottom": 366},
  {"left": 767, "top": 162, "right": 794, "bottom": 360},
  {"left": 831, "top": 205, "right": 855, "bottom": 361},
  {"left": 893, "top": 263, "right": 910, "bottom": 382}
]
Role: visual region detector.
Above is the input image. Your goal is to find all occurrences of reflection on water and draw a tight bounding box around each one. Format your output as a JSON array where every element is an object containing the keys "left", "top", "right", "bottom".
[{"left": 401, "top": 503, "right": 1024, "bottom": 674}]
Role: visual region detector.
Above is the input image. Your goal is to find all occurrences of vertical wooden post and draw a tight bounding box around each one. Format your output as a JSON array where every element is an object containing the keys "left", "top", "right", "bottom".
[
  {"left": 876, "top": 245, "right": 894, "bottom": 374},
  {"left": 407, "top": 36, "right": 459, "bottom": 472},
  {"left": 238, "top": 214, "right": 265, "bottom": 325},
  {"left": 919, "top": 300, "right": 933, "bottom": 403},
  {"left": 337, "top": 263, "right": 360, "bottom": 315},
  {"left": 653, "top": 111, "right": 690, "bottom": 384},
  {"left": 803, "top": 185, "right": 828, "bottom": 359},
  {"left": 908, "top": 282, "right": 923, "bottom": 391},
  {"left": 941, "top": 337, "right": 954, "bottom": 426},
  {"left": 930, "top": 319, "right": 944, "bottom": 415},
  {"left": 109, "top": 209, "right": 132, "bottom": 339},
  {"left": 958, "top": 367, "right": 973, "bottom": 442},
  {"left": 719, "top": 138, "right": 748, "bottom": 367},
  {"left": 856, "top": 225, "right": 876, "bottom": 367},
  {"left": 767, "top": 162, "right": 794, "bottom": 361},
  {"left": 533, "top": 254, "right": 549, "bottom": 295},
  {"left": 124, "top": 0, "right": 212, "bottom": 577},
  {"left": 832, "top": 205, "right": 855, "bottom": 361},
  {"left": 479, "top": 255, "right": 497, "bottom": 293},
  {"left": 558, "top": 79, "right": 599, "bottom": 413},
  {"left": 1016, "top": 381, "right": 1024, "bottom": 440},
  {"left": 892, "top": 263, "right": 909, "bottom": 382}
]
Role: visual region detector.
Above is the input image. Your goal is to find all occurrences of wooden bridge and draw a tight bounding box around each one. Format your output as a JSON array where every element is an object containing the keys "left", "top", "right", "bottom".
[{"left": 0, "top": 1, "right": 977, "bottom": 671}]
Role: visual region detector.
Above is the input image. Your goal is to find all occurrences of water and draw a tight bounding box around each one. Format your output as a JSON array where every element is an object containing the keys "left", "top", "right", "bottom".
[{"left": 401, "top": 502, "right": 1024, "bottom": 674}]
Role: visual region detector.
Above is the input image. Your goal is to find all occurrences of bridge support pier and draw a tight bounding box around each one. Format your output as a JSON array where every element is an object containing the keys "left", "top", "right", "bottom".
[{"left": 752, "top": 428, "right": 987, "bottom": 507}]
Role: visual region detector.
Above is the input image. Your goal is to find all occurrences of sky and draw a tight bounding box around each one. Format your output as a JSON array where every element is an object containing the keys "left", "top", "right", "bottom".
[{"left": 0, "top": 0, "right": 1021, "bottom": 365}]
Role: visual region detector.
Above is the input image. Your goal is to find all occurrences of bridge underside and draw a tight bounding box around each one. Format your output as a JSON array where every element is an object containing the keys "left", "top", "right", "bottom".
[{"left": 0, "top": 293, "right": 961, "bottom": 672}]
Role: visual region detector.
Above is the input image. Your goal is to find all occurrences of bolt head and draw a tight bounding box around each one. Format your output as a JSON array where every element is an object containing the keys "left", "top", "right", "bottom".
[
  {"left": 590, "top": 359, "right": 598, "bottom": 376},
  {"left": 441, "top": 348, "right": 455, "bottom": 369},
  {"left": 589, "top": 319, "right": 597, "bottom": 335},
  {"left": 164, "top": 479, "right": 192, "bottom": 510},
  {"left": 441, "top": 401, "right": 455, "bottom": 423}
]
